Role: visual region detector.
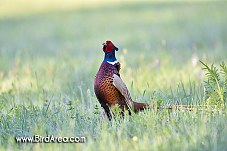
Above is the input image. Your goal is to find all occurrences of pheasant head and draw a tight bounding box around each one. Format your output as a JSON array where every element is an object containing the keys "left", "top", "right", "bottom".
[{"left": 102, "top": 40, "right": 118, "bottom": 64}]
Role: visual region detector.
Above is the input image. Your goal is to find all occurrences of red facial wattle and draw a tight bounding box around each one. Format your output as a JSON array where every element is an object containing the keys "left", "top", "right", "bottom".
[
  {"left": 106, "top": 44, "right": 114, "bottom": 52},
  {"left": 103, "top": 41, "right": 118, "bottom": 53}
]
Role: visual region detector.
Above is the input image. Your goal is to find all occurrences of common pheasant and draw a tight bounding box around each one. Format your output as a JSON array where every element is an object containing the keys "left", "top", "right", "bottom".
[
  {"left": 94, "top": 40, "right": 152, "bottom": 120},
  {"left": 94, "top": 40, "right": 207, "bottom": 120}
]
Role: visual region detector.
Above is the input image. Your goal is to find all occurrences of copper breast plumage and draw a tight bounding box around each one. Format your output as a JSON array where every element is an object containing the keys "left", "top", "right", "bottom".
[{"left": 94, "top": 62, "right": 125, "bottom": 107}]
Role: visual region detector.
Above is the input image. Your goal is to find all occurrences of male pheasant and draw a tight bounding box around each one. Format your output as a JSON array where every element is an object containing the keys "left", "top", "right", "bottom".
[
  {"left": 94, "top": 40, "right": 206, "bottom": 120},
  {"left": 94, "top": 40, "right": 150, "bottom": 120}
]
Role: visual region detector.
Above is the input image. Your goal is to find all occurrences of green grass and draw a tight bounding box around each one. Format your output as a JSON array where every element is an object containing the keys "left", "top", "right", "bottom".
[{"left": 0, "top": 1, "right": 227, "bottom": 150}]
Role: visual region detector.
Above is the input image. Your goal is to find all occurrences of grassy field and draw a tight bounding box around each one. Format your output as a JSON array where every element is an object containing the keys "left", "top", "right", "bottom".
[{"left": 0, "top": 1, "right": 227, "bottom": 150}]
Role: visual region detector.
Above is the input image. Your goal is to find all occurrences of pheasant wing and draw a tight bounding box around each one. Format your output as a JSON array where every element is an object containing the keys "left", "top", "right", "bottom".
[{"left": 112, "top": 74, "right": 134, "bottom": 110}]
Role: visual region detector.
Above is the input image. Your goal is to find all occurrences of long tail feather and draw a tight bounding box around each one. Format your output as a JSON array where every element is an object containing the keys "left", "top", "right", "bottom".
[
  {"left": 132, "top": 101, "right": 219, "bottom": 112},
  {"left": 165, "top": 104, "right": 218, "bottom": 111}
]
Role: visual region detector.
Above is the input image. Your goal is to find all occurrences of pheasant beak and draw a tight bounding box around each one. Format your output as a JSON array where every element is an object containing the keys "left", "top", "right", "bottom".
[{"left": 115, "top": 46, "right": 118, "bottom": 51}]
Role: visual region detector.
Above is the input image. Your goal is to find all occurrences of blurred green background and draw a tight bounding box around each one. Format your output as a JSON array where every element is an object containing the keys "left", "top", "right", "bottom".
[
  {"left": 0, "top": 0, "right": 227, "bottom": 150},
  {"left": 0, "top": 0, "right": 227, "bottom": 94},
  {"left": 1, "top": 0, "right": 227, "bottom": 93}
]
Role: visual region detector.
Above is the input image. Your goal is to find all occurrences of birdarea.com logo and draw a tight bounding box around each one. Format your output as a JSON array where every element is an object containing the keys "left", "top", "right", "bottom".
[{"left": 15, "top": 135, "right": 86, "bottom": 143}]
